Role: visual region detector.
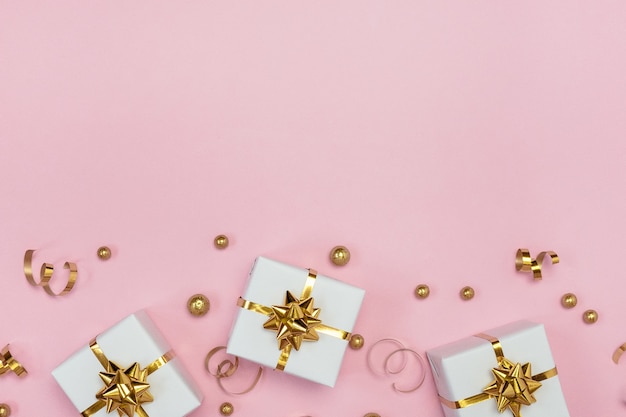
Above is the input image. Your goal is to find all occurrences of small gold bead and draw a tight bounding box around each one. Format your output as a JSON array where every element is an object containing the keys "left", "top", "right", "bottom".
[
  {"left": 364, "top": 414, "right": 381, "bottom": 417},
  {"left": 214, "top": 235, "right": 229, "bottom": 249},
  {"left": 583, "top": 309, "right": 598, "bottom": 324},
  {"left": 0, "top": 404, "right": 11, "bottom": 417},
  {"left": 187, "top": 294, "right": 210, "bottom": 316},
  {"left": 220, "top": 402, "right": 234, "bottom": 416},
  {"left": 414, "top": 284, "right": 430, "bottom": 299},
  {"left": 561, "top": 293, "right": 577, "bottom": 309},
  {"left": 460, "top": 286, "right": 475, "bottom": 300},
  {"left": 330, "top": 246, "right": 350, "bottom": 266},
  {"left": 349, "top": 334, "right": 365, "bottom": 350},
  {"left": 97, "top": 246, "right": 112, "bottom": 260}
]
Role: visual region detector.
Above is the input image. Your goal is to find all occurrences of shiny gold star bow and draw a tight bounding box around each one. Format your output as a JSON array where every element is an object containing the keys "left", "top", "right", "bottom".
[
  {"left": 263, "top": 291, "right": 322, "bottom": 351},
  {"left": 483, "top": 358, "right": 542, "bottom": 417},
  {"left": 81, "top": 338, "right": 174, "bottom": 417},
  {"left": 237, "top": 268, "right": 351, "bottom": 370},
  {"left": 96, "top": 361, "right": 153, "bottom": 417}
]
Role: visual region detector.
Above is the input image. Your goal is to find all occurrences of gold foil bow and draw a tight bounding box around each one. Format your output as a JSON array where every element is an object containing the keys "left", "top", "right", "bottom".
[
  {"left": 237, "top": 268, "right": 351, "bottom": 370},
  {"left": 439, "top": 333, "right": 558, "bottom": 417},
  {"left": 81, "top": 338, "right": 174, "bottom": 417},
  {"left": 515, "top": 249, "right": 559, "bottom": 280}
]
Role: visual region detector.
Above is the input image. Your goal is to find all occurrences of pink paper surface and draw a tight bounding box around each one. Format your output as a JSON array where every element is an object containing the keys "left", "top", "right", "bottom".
[{"left": 1, "top": 1, "right": 625, "bottom": 416}]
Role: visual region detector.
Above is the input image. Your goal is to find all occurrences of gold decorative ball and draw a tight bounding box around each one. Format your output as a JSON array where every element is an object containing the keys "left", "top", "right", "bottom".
[
  {"left": 583, "top": 309, "right": 598, "bottom": 324},
  {"left": 349, "top": 334, "right": 365, "bottom": 350},
  {"left": 220, "top": 402, "right": 234, "bottom": 416},
  {"left": 414, "top": 284, "right": 430, "bottom": 299},
  {"left": 364, "top": 414, "right": 381, "bottom": 417},
  {"left": 561, "top": 293, "right": 577, "bottom": 309},
  {"left": 460, "top": 286, "right": 475, "bottom": 300},
  {"left": 214, "top": 234, "right": 229, "bottom": 249},
  {"left": 330, "top": 246, "right": 350, "bottom": 266},
  {"left": 97, "top": 246, "right": 112, "bottom": 260},
  {"left": 187, "top": 294, "right": 210, "bottom": 316},
  {"left": 0, "top": 404, "right": 11, "bottom": 417}
]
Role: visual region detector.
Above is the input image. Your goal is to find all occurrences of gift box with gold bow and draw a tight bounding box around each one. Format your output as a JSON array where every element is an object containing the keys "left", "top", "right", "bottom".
[
  {"left": 426, "top": 321, "right": 570, "bottom": 417},
  {"left": 52, "top": 311, "right": 203, "bottom": 417},
  {"left": 227, "top": 256, "right": 365, "bottom": 387}
]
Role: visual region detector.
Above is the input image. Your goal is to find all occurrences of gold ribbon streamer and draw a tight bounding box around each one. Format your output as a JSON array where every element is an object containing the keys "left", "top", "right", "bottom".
[
  {"left": 81, "top": 338, "right": 174, "bottom": 417},
  {"left": 0, "top": 344, "right": 28, "bottom": 377},
  {"left": 237, "top": 268, "right": 352, "bottom": 371},
  {"left": 205, "top": 346, "right": 263, "bottom": 395},
  {"left": 613, "top": 343, "right": 626, "bottom": 364},
  {"left": 24, "top": 249, "right": 77, "bottom": 296},
  {"left": 515, "top": 249, "right": 559, "bottom": 280},
  {"left": 439, "top": 333, "right": 558, "bottom": 417}
]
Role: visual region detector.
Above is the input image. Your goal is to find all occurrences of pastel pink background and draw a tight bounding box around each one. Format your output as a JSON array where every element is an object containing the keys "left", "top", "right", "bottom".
[{"left": 1, "top": 1, "right": 625, "bottom": 415}]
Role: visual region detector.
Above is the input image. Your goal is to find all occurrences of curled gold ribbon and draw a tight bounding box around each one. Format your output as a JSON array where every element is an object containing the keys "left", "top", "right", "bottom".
[
  {"left": 0, "top": 344, "right": 28, "bottom": 377},
  {"left": 237, "top": 269, "right": 351, "bottom": 371},
  {"left": 613, "top": 343, "right": 626, "bottom": 364},
  {"left": 81, "top": 338, "right": 173, "bottom": 417},
  {"left": 205, "top": 346, "right": 263, "bottom": 395},
  {"left": 366, "top": 339, "right": 425, "bottom": 394},
  {"left": 439, "top": 333, "right": 558, "bottom": 416},
  {"left": 24, "top": 249, "right": 77, "bottom": 296},
  {"left": 515, "top": 249, "right": 559, "bottom": 280}
]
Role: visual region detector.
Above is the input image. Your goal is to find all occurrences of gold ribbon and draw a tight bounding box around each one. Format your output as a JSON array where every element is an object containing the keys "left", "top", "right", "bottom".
[
  {"left": 613, "top": 342, "right": 626, "bottom": 364},
  {"left": 81, "top": 338, "right": 174, "bottom": 417},
  {"left": 205, "top": 346, "right": 263, "bottom": 395},
  {"left": 0, "top": 344, "right": 28, "bottom": 377},
  {"left": 237, "top": 268, "right": 351, "bottom": 371},
  {"left": 515, "top": 249, "right": 559, "bottom": 280},
  {"left": 439, "top": 333, "right": 558, "bottom": 417},
  {"left": 24, "top": 249, "right": 77, "bottom": 296}
]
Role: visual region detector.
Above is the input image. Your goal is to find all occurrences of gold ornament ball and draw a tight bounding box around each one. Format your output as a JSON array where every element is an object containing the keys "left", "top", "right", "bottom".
[
  {"left": 364, "top": 414, "right": 381, "bottom": 417},
  {"left": 583, "top": 309, "right": 598, "bottom": 324},
  {"left": 330, "top": 246, "right": 351, "bottom": 266},
  {"left": 214, "top": 235, "right": 229, "bottom": 249},
  {"left": 97, "top": 246, "right": 112, "bottom": 260},
  {"left": 349, "top": 334, "right": 365, "bottom": 350},
  {"left": 220, "top": 402, "right": 234, "bottom": 416},
  {"left": 561, "top": 293, "right": 578, "bottom": 309},
  {"left": 0, "top": 404, "right": 10, "bottom": 417},
  {"left": 414, "top": 284, "right": 430, "bottom": 299},
  {"left": 187, "top": 294, "right": 210, "bottom": 316},
  {"left": 460, "top": 286, "right": 475, "bottom": 300}
]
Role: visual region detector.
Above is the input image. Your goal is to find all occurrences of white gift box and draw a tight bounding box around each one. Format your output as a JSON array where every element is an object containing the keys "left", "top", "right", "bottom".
[
  {"left": 426, "top": 321, "right": 570, "bottom": 417},
  {"left": 52, "top": 311, "right": 203, "bottom": 417},
  {"left": 227, "top": 256, "right": 365, "bottom": 387}
]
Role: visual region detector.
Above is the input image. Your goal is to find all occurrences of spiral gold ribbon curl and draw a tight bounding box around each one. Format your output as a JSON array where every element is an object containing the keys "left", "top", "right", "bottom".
[
  {"left": 81, "top": 338, "right": 174, "bottom": 417},
  {"left": 236, "top": 269, "right": 351, "bottom": 371},
  {"left": 0, "top": 344, "right": 28, "bottom": 377},
  {"left": 515, "top": 249, "right": 559, "bottom": 280},
  {"left": 439, "top": 333, "right": 558, "bottom": 417},
  {"left": 24, "top": 249, "right": 77, "bottom": 296},
  {"left": 366, "top": 338, "right": 426, "bottom": 393},
  {"left": 205, "top": 346, "right": 263, "bottom": 395}
]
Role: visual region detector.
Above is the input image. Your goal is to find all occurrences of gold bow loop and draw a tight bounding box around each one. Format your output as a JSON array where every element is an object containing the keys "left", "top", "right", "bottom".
[
  {"left": 237, "top": 269, "right": 351, "bottom": 371},
  {"left": 81, "top": 338, "right": 174, "bottom": 417},
  {"left": 439, "top": 333, "right": 558, "bottom": 417}
]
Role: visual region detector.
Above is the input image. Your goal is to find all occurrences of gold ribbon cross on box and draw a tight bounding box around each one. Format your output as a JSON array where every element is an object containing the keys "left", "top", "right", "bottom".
[
  {"left": 237, "top": 268, "right": 351, "bottom": 370},
  {"left": 439, "top": 333, "right": 558, "bottom": 417}
]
